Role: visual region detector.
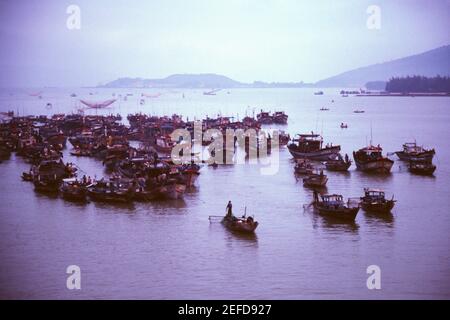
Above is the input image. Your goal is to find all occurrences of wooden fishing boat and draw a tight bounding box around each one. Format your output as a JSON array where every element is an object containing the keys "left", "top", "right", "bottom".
[
  {"left": 303, "top": 171, "right": 328, "bottom": 188},
  {"left": 87, "top": 180, "right": 134, "bottom": 203},
  {"left": 395, "top": 142, "right": 435, "bottom": 162},
  {"left": 60, "top": 178, "right": 88, "bottom": 202},
  {"left": 256, "top": 110, "right": 273, "bottom": 124},
  {"left": 158, "top": 179, "right": 186, "bottom": 200},
  {"left": 221, "top": 215, "right": 259, "bottom": 233},
  {"left": 294, "top": 159, "right": 314, "bottom": 174},
  {"left": 288, "top": 133, "right": 340, "bottom": 161},
  {"left": 408, "top": 160, "right": 436, "bottom": 175},
  {"left": 353, "top": 145, "right": 393, "bottom": 174},
  {"left": 312, "top": 193, "right": 359, "bottom": 221},
  {"left": 33, "top": 175, "right": 61, "bottom": 193},
  {"left": 155, "top": 135, "right": 176, "bottom": 153},
  {"left": 360, "top": 188, "right": 395, "bottom": 213},
  {"left": 325, "top": 155, "right": 351, "bottom": 171},
  {"left": 272, "top": 111, "right": 288, "bottom": 124}
]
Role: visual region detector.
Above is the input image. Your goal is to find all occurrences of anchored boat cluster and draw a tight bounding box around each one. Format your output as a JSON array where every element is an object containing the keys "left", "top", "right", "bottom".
[
  {"left": 0, "top": 111, "right": 289, "bottom": 206},
  {"left": 0, "top": 110, "right": 437, "bottom": 233},
  {"left": 289, "top": 133, "right": 436, "bottom": 222}
]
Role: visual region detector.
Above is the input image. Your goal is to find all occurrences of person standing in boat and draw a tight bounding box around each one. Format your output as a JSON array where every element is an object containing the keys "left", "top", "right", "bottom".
[
  {"left": 345, "top": 153, "right": 349, "bottom": 163},
  {"left": 226, "top": 201, "right": 233, "bottom": 218}
]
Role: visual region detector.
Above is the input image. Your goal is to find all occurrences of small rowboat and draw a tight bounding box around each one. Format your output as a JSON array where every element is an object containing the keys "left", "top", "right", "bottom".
[
  {"left": 209, "top": 210, "right": 259, "bottom": 234},
  {"left": 303, "top": 171, "right": 328, "bottom": 188}
]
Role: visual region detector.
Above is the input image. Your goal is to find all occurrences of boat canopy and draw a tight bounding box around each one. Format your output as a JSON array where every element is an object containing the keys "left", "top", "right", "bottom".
[
  {"left": 364, "top": 188, "right": 385, "bottom": 196},
  {"left": 321, "top": 194, "right": 344, "bottom": 202}
]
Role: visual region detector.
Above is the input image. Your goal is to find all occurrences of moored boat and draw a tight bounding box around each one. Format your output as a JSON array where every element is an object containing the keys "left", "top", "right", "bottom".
[
  {"left": 87, "top": 180, "right": 135, "bottom": 203},
  {"left": 60, "top": 178, "right": 88, "bottom": 202},
  {"left": 312, "top": 192, "right": 360, "bottom": 221},
  {"left": 395, "top": 142, "right": 435, "bottom": 162},
  {"left": 353, "top": 145, "right": 394, "bottom": 174},
  {"left": 294, "top": 159, "right": 314, "bottom": 174},
  {"left": 288, "top": 133, "right": 340, "bottom": 160},
  {"left": 303, "top": 171, "right": 328, "bottom": 188},
  {"left": 360, "top": 188, "right": 395, "bottom": 213},
  {"left": 272, "top": 111, "right": 288, "bottom": 124},
  {"left": 325, "top": 154, "right": 351, "bottom": 171},
  {"left": 408, "top": 160, "right": 436, "bottom": 175},
  {"left": 256, "top": 110, "right": 273, "bottom": 124}
]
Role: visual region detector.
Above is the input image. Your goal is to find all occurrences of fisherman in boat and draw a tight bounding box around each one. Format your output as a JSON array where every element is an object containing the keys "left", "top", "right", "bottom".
[
  {"left": 226, "top": 201, "right": 233, "bottom": 218},
  {"left": 345, "top": 153, "right": 349, "bottom": 163}
]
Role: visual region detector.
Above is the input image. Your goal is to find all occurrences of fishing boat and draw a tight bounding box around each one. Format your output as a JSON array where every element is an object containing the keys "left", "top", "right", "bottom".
[
  {"left": 312, "top": 192, "right": 360, "bottom": 221},
  {"left": 158, "top": 178, "right": 186, "bottom": 200},
  {"left": 325, "top": 154, "right": 351, "bottom": 171},
  {"left": 314, "top": 91, "right": 324, "bottom": 95},
  {"left": 340, "top": 123, "right": 348, "bottom": 129},
  {"left": 256, "top": 110, "right": 273, "bottom": 124},
  {"left": 155, "top": 135, "right": 176, "bottom": 154},
  {"left": 408, "top": 160, "right": 436, "bottom": 175},
  {"left": 353, "top": 145, "right": 394, "bottom": 174},
  {"left": 33, "top": 173, "right": 62, "bottom": 193},
  {"left": 353, "top": 110, "right": 365, "bottom": 113},
  {"left": 360, "top": 188, "right": 395, "bottom": 213},
  {"left": 288, "top": 133, "right": 341, "bottom": 160},
  {"left": 272, "top": 111, "right": 288, "bottom": 124},
  {"left": 294, "top": 159, "right": 315, "bottom": 174},
  {"left": 395, "top": 142, "right": 435, "bottom": 162},
  {"left": 303, "top": 171, "right": 328, "bottom": 188},
  {"left": 319, "top": 107, "right": 329, "bottom": 111},
  {"left": 60, "top": 178, "right": 88, "bottom": 202},
  {"left": 87, "top": 180, "right": 134, "bottom": 203},
  {"left": 215, "top": 210, "right": 259, "bottom": 233}
]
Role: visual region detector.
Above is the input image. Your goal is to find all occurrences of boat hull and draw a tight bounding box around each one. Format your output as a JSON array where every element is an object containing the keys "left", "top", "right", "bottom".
[
  {"left": 222, "top": 217, "right": 258, "bottom": 233},
  {"left": 354, "top": 158, "right": 394, "bottom": 174},
  {"left": 288, "top": 145, "right": 340, "bottom": 161},
  {"left": 396, "top": 150, "right": 435, "bottom": 162},
  {"left": 315, "top": 205, "right": 359, "bottom": 221},
  {"left": 361, "top": 200, "right": 395, "bottom": 213},
  {"left": 325, "top": 160, "right": 351, "bottom": 171}
]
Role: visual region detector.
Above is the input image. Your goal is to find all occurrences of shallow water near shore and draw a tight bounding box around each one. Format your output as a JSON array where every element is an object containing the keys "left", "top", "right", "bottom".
[{"left": 0, "top": 88, "right": 449, "bottom": 299}]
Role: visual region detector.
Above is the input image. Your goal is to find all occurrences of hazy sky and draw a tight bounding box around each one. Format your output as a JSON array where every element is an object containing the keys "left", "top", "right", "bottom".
[{"left": 0, "top": 0, "right": 449, "bottom": 87}]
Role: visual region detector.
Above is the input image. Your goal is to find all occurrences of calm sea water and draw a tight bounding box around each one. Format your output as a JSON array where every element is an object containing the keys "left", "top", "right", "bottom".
[{"left": 0, "top": 88, "right": 449, "bottom": 299}]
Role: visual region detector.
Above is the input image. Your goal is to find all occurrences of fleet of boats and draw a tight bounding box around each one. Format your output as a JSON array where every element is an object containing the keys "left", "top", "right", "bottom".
[{"left": 0, "top": 106, "right": 439, "bottom": 234}]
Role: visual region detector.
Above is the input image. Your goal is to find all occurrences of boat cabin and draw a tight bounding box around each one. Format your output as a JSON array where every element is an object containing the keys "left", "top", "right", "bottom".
[
  {"left": 292, "top": 133, "right": 323, "bottom": 152},
  {"left": 363, "top": 188, "right": 385, "bottom": 199},
  {"left": 402, "top": 142, "right": 424, "bottom": 153},
  {"left": 320, "top": 194, "right": 345, "bottom": 206}
]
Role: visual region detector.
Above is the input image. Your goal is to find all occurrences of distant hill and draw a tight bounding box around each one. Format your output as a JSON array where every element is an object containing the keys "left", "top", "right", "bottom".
[
  {"left": 315, "top": 45, "right": 450, "bottom": 88},
  {"left": 102, "top": 73, "right": 244, "bottom": 88},
  {"left": 102, "top": 73, "right": 315, "bottom": 88}
]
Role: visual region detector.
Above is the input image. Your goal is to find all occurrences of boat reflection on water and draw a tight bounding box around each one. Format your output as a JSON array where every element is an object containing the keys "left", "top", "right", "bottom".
[
  {"left": 363, "top": 211, "right": 395, "bottom": 227},
  {"left": 92, "top": 201, "right": 136, "bottom": 212},
  {"left": 308, "top": 208, "right": 360, "bottom": 234},
  {"left": 146, "top": 198, "right": 188, "bottom": 211},
  {"left": 223, "top": 228, "right": 259, "bottom": 247}
]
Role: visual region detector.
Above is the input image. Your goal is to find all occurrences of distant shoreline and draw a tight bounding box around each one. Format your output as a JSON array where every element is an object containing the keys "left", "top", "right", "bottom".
[{"left": 356, "top": 92, "right": 450, "bottom": 97}]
